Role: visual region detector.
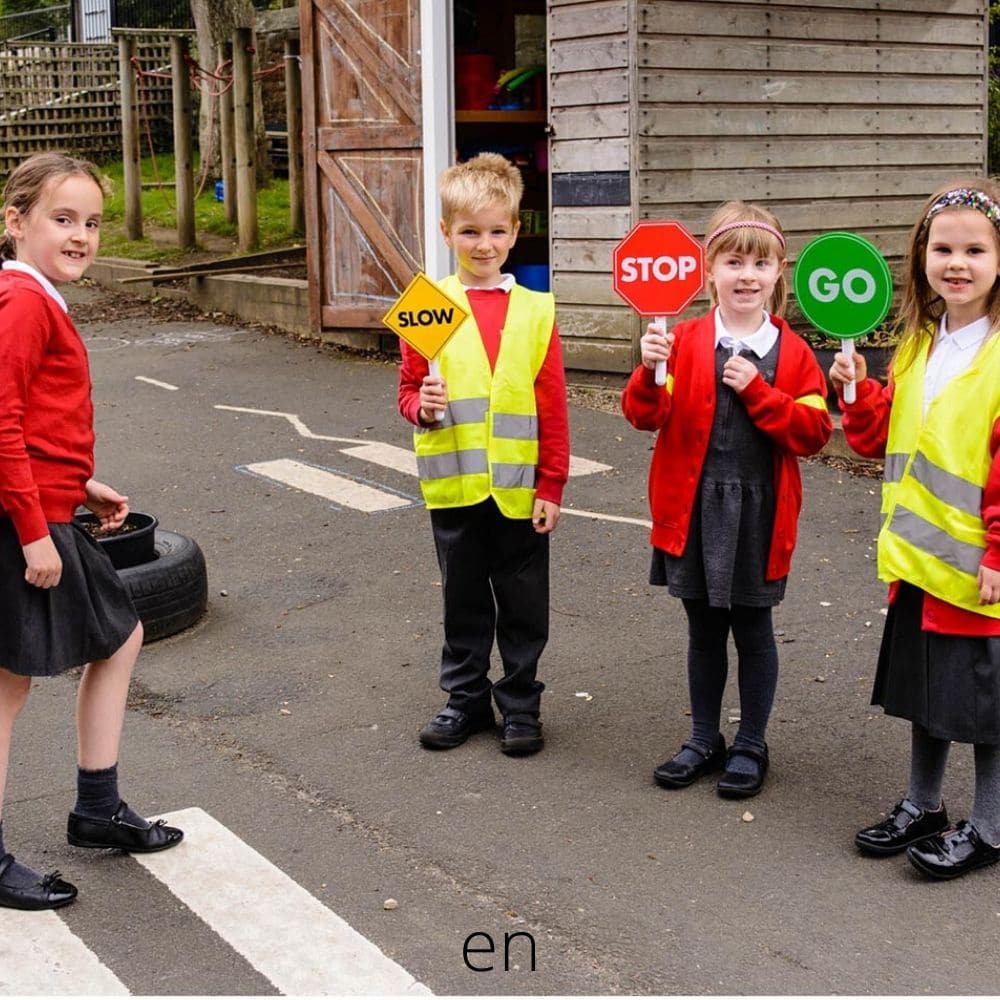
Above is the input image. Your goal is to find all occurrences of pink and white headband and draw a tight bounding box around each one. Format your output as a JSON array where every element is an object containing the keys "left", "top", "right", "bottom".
[{"left": 705, "top": 220, "right": 786, "bottom": 251}]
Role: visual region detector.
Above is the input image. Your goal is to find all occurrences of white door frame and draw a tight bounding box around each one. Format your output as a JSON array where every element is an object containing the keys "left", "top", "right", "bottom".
[{"left": 420, "top": 0, "right": 454, "bottom": 279}]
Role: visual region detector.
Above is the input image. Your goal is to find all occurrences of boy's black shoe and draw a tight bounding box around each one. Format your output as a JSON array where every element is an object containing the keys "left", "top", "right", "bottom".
[
  {"left": 419, "top": 705, "right": 495, "bottom": 750},
  {"left": 500, "top": 716, "right": 544, "bottom": 756},
  {"left": 906, "top": 821, "right": 1000, "bottom": 879},
  {"left": 855, "top": 799, "right": 949, "bottom": 856}
]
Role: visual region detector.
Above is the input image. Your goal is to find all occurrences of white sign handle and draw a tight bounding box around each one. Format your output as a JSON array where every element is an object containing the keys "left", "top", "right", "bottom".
[
  {"left": 841, "top": 337, "right": 857, "bottom": 404},
  {"left": 428, "top": 357, "right": 445, "bottom": 421},
  {"left": 654, "top": 315, "right": 668, "bottom": 386}
]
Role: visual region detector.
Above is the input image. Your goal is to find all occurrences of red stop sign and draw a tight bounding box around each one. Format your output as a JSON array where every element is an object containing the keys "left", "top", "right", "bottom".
[{"left": 612, "top": 221, "right": 705, "bottom": 316}]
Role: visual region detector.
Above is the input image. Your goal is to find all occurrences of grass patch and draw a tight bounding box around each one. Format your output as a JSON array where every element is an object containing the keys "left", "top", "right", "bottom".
[{"left": 97, "top": 153, "right": 303, "bottom": 262}]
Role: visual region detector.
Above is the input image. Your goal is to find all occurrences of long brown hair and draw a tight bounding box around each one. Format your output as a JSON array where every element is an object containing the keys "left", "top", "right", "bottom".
[
  {"left": 892, "top": 176, "right": 1000, "bottom": 374},
  {"left": 1, "top": 153, "right": 104, "bottom": 261},
  {"left": 704, "top": 201, "right": 789, "bottom": 318}
]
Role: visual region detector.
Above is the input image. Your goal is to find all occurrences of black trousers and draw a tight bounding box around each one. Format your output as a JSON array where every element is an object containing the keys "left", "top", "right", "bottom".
[{"left": 430, "top": 498, "right": 548, "bottom": 719}]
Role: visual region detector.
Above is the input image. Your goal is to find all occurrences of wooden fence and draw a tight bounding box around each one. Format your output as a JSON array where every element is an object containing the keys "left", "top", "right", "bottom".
[{"left": 0, "top": 40, "right": 174, "bottom": 179}]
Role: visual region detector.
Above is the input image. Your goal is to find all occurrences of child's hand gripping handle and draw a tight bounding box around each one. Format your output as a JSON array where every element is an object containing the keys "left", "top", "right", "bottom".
[
  {"left": 841, "top": 338, "right": 856, "bottom": 404},
  {"left": 654, "top": 316, "right": 668, "bottom": 386},
  {"left": 428, "top": 358, "right": 445, "bottom": 421}
]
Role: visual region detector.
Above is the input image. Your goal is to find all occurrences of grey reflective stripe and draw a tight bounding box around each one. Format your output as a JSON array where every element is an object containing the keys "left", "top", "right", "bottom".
[
  {"left": 884, "top": 453, "right": 908, "bottom": 483},
  {"left": 414, "top": 397, "right": 488, "bottom": 434},
  {"left": 492, "top": 463, "right": 535, "bottom": 489},
  {"left": 493, "top": 413, "right": 537, "bottom": 439},
  {"left": 416, "top": 449, "right": 489, "bottom": 481},
  {"left": 889, "top": 506, "right": 984, "bottom": 577},
  {"left": 908, "top": 451, "right": 983, "bottom": 518}
]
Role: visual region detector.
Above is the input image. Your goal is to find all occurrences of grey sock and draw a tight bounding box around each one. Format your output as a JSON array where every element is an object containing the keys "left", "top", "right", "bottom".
[
  {"left": 0, "top": 820, "right": 46, "bottom": 890},
  {"left": 907, "top": 723, "right": 949, "bottom": 812},
  {"left": 971, "top": 743, "right": 1000, "bottom": 847},
  {"left": 74, "top": 764, "right": 120, "bottom": 819}
]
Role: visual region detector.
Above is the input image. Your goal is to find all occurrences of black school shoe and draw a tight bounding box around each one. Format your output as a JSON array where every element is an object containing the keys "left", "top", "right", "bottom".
[
  {"left": 67, "top": 801, "right": 184, "bottom": 853},
  {"left": 906, "top": 820, "right": 1000, "bottom": 880},
  {"left": 419, "top": 704, "right": 496, "bottom": 750},
  {"left": 0, "top": 854, "right": 77, "bottom": 910},
  {"left": 855, "top": 799, "right": 949, "bottom": 857},
  {"left": 500, "top": 716, "right": 544, "bottom": 756},
  {"left": 653, "top": 735, "right": 727, "bottom": 789},
  {"left": 717, "top": 743, "right": 769, "bottom": 799}
]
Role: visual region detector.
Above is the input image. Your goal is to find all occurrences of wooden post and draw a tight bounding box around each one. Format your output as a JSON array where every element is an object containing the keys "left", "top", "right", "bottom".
[
  {"left": 218, "top": 41, "right": 236, "bottom": 226},
  {"left": 232, "top": 27, "right": 258, "bottom": 252},
  {"left": 284, "top": 38, "right": 304, "bottom": 235},
  {"left": 170, "top": 35, "right": 195, "bottom": 248},
  {"left": 117, "top": 34, "right": 142, "bottom": 240}
]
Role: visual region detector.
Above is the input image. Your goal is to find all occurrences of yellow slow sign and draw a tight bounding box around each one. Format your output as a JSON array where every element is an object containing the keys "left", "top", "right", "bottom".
[{"left": 381, "top": 272, "right": 469, "bottom": 360}]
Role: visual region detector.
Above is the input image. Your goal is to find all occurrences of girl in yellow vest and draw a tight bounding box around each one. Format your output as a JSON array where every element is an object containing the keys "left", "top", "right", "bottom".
[{"left": 831, "top": 179, "right": 1000, "bottom": 880}]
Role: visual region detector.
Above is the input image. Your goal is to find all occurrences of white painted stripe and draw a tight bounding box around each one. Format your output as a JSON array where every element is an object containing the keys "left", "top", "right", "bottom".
[
  {"left": 341, "top": 442, "right": 418, "bottom": 476},
  {"left": 135, "top": 375, "right": 179, "bottom": 391},
  {"left": 0, "top": 910, "right": 129, "bottom": 995},
  {"left": 244, "top": 459, "right": 413, "bottom": 512},
  {"left": 568, "top": 455, "right": 613, "bottom": 476},
  {"left": 563, "top": 507, "right": 652, "bottom": 528},
  {"left": 215, "top": 405, "right": 360, "bottom": 445},
  {"left": 136, "top": 808, "right": 431, "bottom": 996}
]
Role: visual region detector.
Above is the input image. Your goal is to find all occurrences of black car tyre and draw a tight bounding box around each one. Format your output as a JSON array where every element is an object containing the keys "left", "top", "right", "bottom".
[{"left": 118, "top": 530, "right": 208, "bottom": 643}]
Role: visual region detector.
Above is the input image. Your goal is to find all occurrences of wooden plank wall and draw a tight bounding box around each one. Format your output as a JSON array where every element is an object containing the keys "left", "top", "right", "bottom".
[
  {"left": 548, "top": 0, "right": 987, "bottom": 372},
  {"left": 638, "top": 0, "right": 988, "bottom": 327},
  {"left": 0, "top": 41, "right": 173, "bottom": 180},
  {"left": 549, "top": 0, "right": 636, "bottom": 372}
]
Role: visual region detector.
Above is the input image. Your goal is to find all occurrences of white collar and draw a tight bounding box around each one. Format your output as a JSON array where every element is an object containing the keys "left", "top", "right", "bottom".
[
  {"left": 713, "top": 307, "right": 778, "bottom": 358},
  {"left": 937, "top": 313, "right": 991, "bottom": 351},
  {"left": 1, "top": 260, "right": 67, "bottom": 312},
  {"left": 459, "top": 273, "right": 515, "bottom": 293}
]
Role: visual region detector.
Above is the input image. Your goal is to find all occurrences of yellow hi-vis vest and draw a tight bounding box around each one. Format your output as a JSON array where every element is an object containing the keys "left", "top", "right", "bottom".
[
  {"left": 878, "top": 330, "right": 1000, "bottom": 618},
  {"left": 413, "top": 274, "right": 554, "bottom": 518}
]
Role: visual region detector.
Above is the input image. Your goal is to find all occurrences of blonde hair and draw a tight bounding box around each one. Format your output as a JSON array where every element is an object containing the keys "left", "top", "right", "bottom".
[
  {"left": 892, "top": 176, "right": 1000, "bottom": 375},
  {"left": 439, "top": 152, "right": 523, "bottom": 226},
  {"left": 1, "top": 153, "right": 104, "bottom": 261},
  {"left": 704, "top": 200, "right": 789, "bottom": 318}
]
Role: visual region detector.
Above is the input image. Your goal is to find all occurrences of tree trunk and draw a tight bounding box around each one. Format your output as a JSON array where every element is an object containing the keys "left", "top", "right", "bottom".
[{"left": 190, "top": 0, "right": 270, "bottom": 185}]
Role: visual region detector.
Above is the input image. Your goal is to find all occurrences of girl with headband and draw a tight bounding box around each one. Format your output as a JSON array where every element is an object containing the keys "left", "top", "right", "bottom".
[
  {"left": 622, "top": 201, "right": 832, "bottom": 798},
  {"left": 831, "top": 178, "right": 1000, "bottom": 879}
]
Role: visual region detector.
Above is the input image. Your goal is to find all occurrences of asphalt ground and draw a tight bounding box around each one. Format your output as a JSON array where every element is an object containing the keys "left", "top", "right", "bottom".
[{"left": 5, "top": 284, "right": 999, "bottom": 995}]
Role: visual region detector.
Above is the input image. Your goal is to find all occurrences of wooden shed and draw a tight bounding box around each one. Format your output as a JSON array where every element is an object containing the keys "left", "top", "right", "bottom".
[{"left": 299, "top": 0, "right": 988, "bottom": 372}]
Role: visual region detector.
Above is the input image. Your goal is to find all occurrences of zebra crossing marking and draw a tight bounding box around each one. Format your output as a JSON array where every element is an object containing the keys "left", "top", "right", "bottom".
[
  {"left": 137, "top": 808, "right": 431, "bottom": 996},
  {"left": 240, "top": 459, "right": 418, "bottom": 513},
  {"left": 0, "top": 910, "right": 129, "bottom": 996}
]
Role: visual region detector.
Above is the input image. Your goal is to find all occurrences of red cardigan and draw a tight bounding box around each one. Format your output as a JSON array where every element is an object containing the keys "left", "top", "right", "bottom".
[
  {"left": 0, "top": 269, "right": 94, "bottom": 545},
  {"left": 621, "top": 310, "right": 832, "bottom": 580}
]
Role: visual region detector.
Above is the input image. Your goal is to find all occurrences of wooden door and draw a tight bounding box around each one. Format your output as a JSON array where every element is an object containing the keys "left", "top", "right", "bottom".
[{"left": 300, "top": 0, "right": 424, "bottom": 331}]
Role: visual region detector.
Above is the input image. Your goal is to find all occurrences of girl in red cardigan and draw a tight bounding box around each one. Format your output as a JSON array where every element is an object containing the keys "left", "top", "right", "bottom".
[
  {"left": 622, "top": 201, "right": 832, "bottom": 798},
  {"left": 0, "top": 154, "right": 182, "bottom": 912}
]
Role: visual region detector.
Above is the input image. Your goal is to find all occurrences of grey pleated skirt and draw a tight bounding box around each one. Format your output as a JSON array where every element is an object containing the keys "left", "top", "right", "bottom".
[
  {"left": 873, "top": 581, "right": 1000, "bottom": 744},
  {"left": 0, "top": 517, "right": 139, "bottom": 677}
]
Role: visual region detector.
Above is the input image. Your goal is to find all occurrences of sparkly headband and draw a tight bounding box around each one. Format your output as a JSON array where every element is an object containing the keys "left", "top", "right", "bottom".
[
  {"left": 923, "top": 188, "right": 1000, "bottom": 232},
  {"left": 705, "top": 220, "right": 786, "bottom": 251}
]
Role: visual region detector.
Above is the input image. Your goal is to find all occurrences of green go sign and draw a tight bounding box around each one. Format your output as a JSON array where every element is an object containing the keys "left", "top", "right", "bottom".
[{"left": 793, "top": 232, "right": 893, "bottom": 339}]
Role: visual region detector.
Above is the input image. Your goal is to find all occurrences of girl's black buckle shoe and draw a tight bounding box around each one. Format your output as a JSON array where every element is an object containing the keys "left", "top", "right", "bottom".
[
  {"left": 716, "top": 743, "right": 769, "bottom": 799},
  {"left": 67, "top": 801, "right": 184, "bottom": 853},
  {"left": 0, "top": 854, "right": 78, "bottom": 910}
]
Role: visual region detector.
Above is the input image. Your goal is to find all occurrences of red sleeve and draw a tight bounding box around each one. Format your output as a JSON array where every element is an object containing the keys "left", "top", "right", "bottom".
[
  {"left": 0, "top": 290, "right": 51, "bottom": 545},
  {"left": 534, "top": 323, "right": 569, "bottom": 505},
  {"left": 397, "top": 341, "right": 431, "bottom": 427},
  {"left": 738, "top": 340, "right": 833, "bottom": 456},
  {"left": 839, "top": 377, "right": 893, "bottom": 459},
  {"left": 621, "top": 363, "right": 672, "bottom": 431},
  {"left": 982, "top": 415, "right": 1000, "bottom": 572}
]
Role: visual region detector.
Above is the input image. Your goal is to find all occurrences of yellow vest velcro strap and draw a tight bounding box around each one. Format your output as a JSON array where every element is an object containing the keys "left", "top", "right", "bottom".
[
  {"left": 884, "top": 453, "right": 908, "bottom": 483},
  {"left": 492, "top": 463, "right": 536, "bottom": 489},
  {"left": 890, "top": 506, "right": 985, "bottom": 576},
  {"left": 909, "top": 451, "right": 983, "bottom": 517},
  {"left": 493, "top": 413, "right": 537, "bottom": 439},
  {"left": 794, "top": 393, "right": 829, "bottom": 412},
  {"left": 417, "top": 449, "right": 489, "bottom": 481}
]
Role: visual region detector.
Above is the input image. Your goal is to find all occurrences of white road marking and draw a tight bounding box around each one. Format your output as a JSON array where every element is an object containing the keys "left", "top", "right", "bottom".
[
  {"left": 568, "top": 455, "right": 613, "bottom": 476},
  {"left": 135, "top": 375, "right": 179, "bottom": 391},
  {"left": 243, "top": 459, "right": 415, "bottom": 512},
  {"left": 216, "top": 405, "right": 360, "bottom": 444},
  {"left": 563, "top": 507, "right": 652, "bottom": 528},
  {"left": 0, "top": 910, "right": 129, "bottom": 995},
  {"left": 137, "top": 808, "right": 431, "bottom": 996},
  {"left": 341, "top": 442, "right": 418, "bottom": 476}
]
